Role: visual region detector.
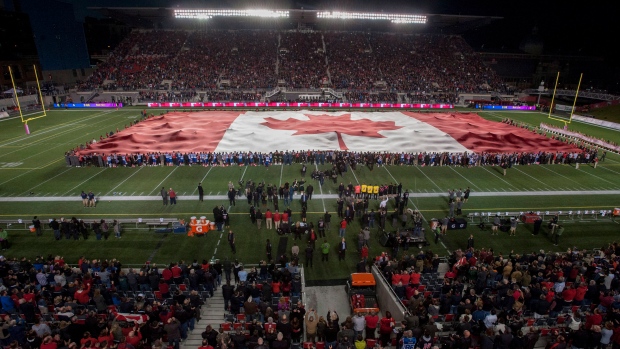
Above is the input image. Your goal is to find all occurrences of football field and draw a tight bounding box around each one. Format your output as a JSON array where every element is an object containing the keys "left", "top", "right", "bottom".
[{"left": 0, "top": 107, "right": 619, "bottom": 281}]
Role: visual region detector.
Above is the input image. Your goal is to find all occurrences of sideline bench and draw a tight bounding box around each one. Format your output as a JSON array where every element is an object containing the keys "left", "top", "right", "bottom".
[
  {"left": 0, "top": 218, "right": 179, "bottom": 231},
  {"left": 466, "top": 209, "right": 615, "bottom": 223}
]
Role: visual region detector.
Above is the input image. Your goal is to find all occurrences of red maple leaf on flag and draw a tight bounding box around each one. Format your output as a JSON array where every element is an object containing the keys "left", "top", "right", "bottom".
[{"left": 260, "top": 113, "right": 403, "bottom": 150}]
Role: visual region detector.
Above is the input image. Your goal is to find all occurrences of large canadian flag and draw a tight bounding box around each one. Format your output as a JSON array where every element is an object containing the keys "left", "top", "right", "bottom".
[
  {"left": 215, "top": 110, "right": 469, "bottom": 153},
  {"left": 79, "top": 110, "right": 581, "bottom": 155}
]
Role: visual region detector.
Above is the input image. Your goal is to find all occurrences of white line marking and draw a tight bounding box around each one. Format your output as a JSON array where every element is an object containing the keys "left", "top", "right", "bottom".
[
  {"left": 19, "top": 168, "right": 73, "bottom": 195},
  {"left": 513, "top": 167, "right": 549, "bottom": 187},
  {"left": 314, "top": 163, "right": 326, "bottom": 212},
  {"left": 599, "top": 165, "right": 620, "bottom": 175},
  {"left": 479, "top": 166, "right": 516, "bottom": 188},
  {"left": 106, "top": 167, "right": 144, "bottom": 195},
  {"left": 413, "top": 166, "right": 443, "bottom": 192},
  {"left": 239, "top": 165, "right": 248, "bottom": 182},
  {"left": 447, "top": 166, "right": 482, "bottom": 190},
  {"left": 384, "top": 166, "right": 450, "bottom": 254},
  {"left": 279, "top": 163, "right": 284, "bottom": 187},
  {"left": 149, "top": 167, "right": 179, "bottom": 195},
  {"left": 350, "top": 166, "right": 360, "bottom": 184},
  {"left": 63, "top": 168, "right": 107, "bottom": 195},
  {"left": 538, "top": 165, "right": 582, "bottom": 185}
]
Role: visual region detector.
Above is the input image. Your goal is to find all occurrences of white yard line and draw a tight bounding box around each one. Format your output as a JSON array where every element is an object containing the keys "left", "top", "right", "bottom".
[
  {"left": 148, "top": 167, "right": 179, "bottom": 195},
  {"left": 538, "top": 165, "right": 583, "bottom": 186},
  {"left": 577, "top": 167, "right": 617, "bottom": 186},
  {"left": 350, "top": 166, "right": 360, "bottom": 184},
  {"left": 598, "top": 165, "right": 620, "bottom": 176},
  {"left": 239, "top": 165, "right": 248, "bottom": 182},
  {"left": 192, "top": 166, "right": 214, "bottom": 195},
  {"left": 0, "top": 110, "right": 115, "bottom": 147},
  {"left": 315, "top": 163, "right": 326, "bottom": 212},
  {"left": 447, "top": 166, "right": 483, "bottom": 191},
  {"left": 106, "top": 167, "right": 144, "bottom": 195},
  {"left": 19, "top": 168, "right": 73, "bottom": 195},
  {"left": 413, "top": 166, "right": 443, "bottom": 192},
  {"left": 0, "top": 111, "right": 122, "bottom": 158},
  {"left": 63, "top": 168, "right": 107, "bottom": 195},
  {"left": 479, "top": 166, "right": 516, "bottom": 188},
  {"left": 512, "top": 166, "right": 549, "bottom": 187},
  {"left": 384, "top": 166, "right": 450, "bottom": 254}
]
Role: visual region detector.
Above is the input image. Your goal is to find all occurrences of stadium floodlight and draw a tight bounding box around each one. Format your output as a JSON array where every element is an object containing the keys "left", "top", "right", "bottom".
[
  {"left": 317, "top": 11, "right": 427, "bottom": 24},
  {"left": 174, "top": 9, "right": 289, "bottom": 19}
]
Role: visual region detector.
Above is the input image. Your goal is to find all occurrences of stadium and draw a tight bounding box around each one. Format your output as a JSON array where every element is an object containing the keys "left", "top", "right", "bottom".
[{"left": 0, "top": 1, "right": 619, "bottom": 348}]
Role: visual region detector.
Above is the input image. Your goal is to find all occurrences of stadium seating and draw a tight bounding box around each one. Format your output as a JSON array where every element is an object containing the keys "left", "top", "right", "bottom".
[{"left": 80, "top": 29, "right": 504, "bottom": 100}]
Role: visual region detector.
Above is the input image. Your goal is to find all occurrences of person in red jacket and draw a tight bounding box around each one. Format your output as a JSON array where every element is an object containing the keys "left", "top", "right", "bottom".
[
  {"left": 40, "top": 336, "right": 58, "bottom": 349},
  {"left": 274, "top": 210, "right": 281, "bottom": 230},
  {"left": 125, "top": 328, "right": 142, "bottom": 348},
  {"left": 574, "top": 283, "right": 587, "bottom": 304},
  {"left": 365, "top": 311, "right": 379, "bottom": 340},
  {"left": 162, "top": 267, "right": 173, "bottom": 284},
  {"left": 171, "top": 263, "right": 182, "bottom": 284},
  {"left": 265, "top": 209, "right": 273, "bottom": 229},
  {"left": 379, "top": 311, "right": 394, "bottom": 346},
  {"left": 74, "top": 283, "right": 91, "bottom": 304}
]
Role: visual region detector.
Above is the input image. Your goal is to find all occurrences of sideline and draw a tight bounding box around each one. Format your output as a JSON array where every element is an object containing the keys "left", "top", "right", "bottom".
[{"left": 1, "top": 189, "right": 620, "bottom": 202}]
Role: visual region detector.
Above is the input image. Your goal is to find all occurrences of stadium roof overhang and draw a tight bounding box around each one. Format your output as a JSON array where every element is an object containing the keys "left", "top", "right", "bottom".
[{"left": 88, "top": 7, "right": 502, "bottom": 34}]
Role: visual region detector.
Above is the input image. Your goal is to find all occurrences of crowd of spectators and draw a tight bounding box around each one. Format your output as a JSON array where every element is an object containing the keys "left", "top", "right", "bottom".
[
  {"left": 373, "top": 239, "right": 620, "bottom": 349},
  {"left": 278, "top": 32, "right": 328, "bottom": 89},
  {"left": 76, "top": 29, "right": 508, "bottom": 101},
  {"left": 323, "top": 32, "right": 382, "bottom": 90},
  {"left": 0, "top": 255, "right": 211, "bottom": 349}
]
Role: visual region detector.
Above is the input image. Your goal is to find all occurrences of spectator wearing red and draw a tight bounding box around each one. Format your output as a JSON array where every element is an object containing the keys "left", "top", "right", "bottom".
[
  {"left": 379, "top": 311, "right": 395, "bottom": 347},
  {"left": 562, "top": 285, "right": 577, "bottom": 304},
  {"left": 162, "top": 267, "right": 173, "bottom": 284},
  {"left": 364, "top": 311, "right": 379, "bottom": 340},
  {"left": 410, "top": 271, "right": 421, "bottom": 287},
  {"left": 171, "top": 263, "right": 182, "bottom": 283},
  {"left": 265, "top": 209, "right": 273, "bottom": 230},
  {"left": 74, "top": 282, "right": 91, "bottom": 304},
  {"left": 274, "top": 211, "right": 281, "bottom": 229},
  {"left": 574, "top": 283, "right": 587, "bottom": 304}
]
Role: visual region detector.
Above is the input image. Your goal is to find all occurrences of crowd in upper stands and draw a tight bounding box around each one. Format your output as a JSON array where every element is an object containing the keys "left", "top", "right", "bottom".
[{"left": 77, "top": 30, "right": 506, "bottom": 102}]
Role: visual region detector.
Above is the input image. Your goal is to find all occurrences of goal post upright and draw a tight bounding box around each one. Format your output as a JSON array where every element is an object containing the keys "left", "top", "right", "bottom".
[
  {"left": 8, "top": 66, "right": 25, "bottom": 124},
  {"left": 568, "top": 73, "right": 583, "bottom": 124}
]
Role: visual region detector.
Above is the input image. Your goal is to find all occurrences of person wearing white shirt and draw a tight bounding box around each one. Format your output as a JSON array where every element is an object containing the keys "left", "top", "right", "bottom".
[{"left": 484, "top": 310, "right": 497, "bottom": 329}]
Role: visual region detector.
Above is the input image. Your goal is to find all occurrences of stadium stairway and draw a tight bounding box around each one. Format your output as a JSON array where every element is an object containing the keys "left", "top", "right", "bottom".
[{"left": 181, "top": 281, "right": 232, "bottom": 349}]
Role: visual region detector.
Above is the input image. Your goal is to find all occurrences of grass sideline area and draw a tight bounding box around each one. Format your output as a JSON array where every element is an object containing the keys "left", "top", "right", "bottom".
[{"left": 0, "top": 107, "right": 619, "bottom": 281}]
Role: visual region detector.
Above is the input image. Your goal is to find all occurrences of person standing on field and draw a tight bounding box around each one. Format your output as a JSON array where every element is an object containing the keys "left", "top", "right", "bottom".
[
  {"left": 169, "top": 188, "right": 177, "bottom": 205},
  {"left": 161, "top": 187, "right": 169, "bottom": 205},
  {"left": 198, "top": 183, "right": 204, "bottom": 202}
]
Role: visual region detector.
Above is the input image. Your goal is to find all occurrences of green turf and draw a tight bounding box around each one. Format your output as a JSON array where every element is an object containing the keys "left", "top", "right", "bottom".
[
  {"left": 588, "top": 105, "right": 620, "bottom": 124},
  {"left": 1, "top": 107, "right": 619, "bottom": 280}
]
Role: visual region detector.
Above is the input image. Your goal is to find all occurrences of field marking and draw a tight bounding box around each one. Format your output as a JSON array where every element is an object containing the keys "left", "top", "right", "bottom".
[
  {"left": 512, "top": 166, "right": 549, "bottom": 187},
  {"left": 479, "top": 166, "right": 516, "bottom": 188},
  {"left": 279, "top": 163, "right": 284, "bottom": 186},
  {"left": 105, "top": 167, "right": 144, "bottom": 195},
  {"left": 192, "top": 166, "right": 214, "bottom": 195},
  {"left": 576, "top": 167, "right": 617, "bottom": 186},
  {"left": 18, "top": 168, "right": 73, "bottom": 195},
  {"left": 239, "top": 165, "right": 248, "bottom": 183},
  {"left": 538, "top": 165, "right": 583, "bottom": 186},
  {"left": 599, "top": 165, "right": 620, "bottom": 176},
  {"left": 0, "top": 110, "right": 115, "bottom": 147},
  {"left": 447, "top": 166, "right": 482, "bottom": 191},
  {"left": 350, "top": 166, "right": 360, "bottom": 184},
  {"left": 413, "top": 166, "right": 443, "bottom": 192},
  {"left": 148, "top": 167, "right": 179, "bottom": 195},
  {"left": 0, "top": 111, "right": 118, "bottom": 156},
  {"left": 384, "top": 166, "right": 450, "bottom": 254},
  {"left": 63, "top": 168, "right": 108, "bottom": 196},
  {"left": 314, "top": 163, "right": 326, "bottom": 212},
  {"left": 7, "top": 111, "right": 136, "bottom": 164},
  {"left": 0, "top": 158, "right": 64, "bottom": 186}
]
